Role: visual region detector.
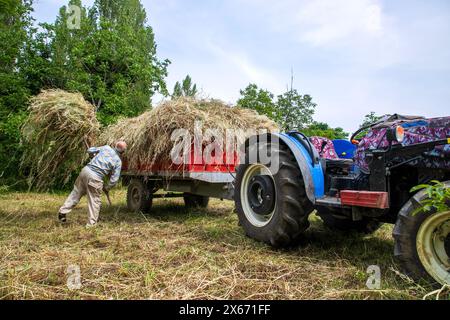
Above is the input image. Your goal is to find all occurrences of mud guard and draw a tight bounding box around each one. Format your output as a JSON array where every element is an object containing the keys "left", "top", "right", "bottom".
[{"left": 277, "top": 133, "right": 324, "bottom": 203}]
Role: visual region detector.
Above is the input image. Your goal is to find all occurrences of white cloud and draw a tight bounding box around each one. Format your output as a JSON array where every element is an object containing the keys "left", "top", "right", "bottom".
[
  {"left": 366, "top": 4, "right": 383, "bottom": 33},
  {"left": 223, "top": 0, "right": 404, "bottom": 72},
  {"left": 206, "top": 42, "right": 285, "bottom": 95},
  {"left": 294, "top": 0, "right": 384, "bottom": 46},
  {"left": 228, "top": 0, "right": 387, "bottom": 45}
]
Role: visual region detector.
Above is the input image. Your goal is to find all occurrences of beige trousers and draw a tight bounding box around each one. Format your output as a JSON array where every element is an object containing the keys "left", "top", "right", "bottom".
[{"left": 59, "top": 167, "right": 103, "bottom": 225}]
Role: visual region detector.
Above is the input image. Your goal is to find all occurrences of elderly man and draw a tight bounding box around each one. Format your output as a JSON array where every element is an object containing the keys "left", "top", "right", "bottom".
[{"left": 58, "top": 141, "right": 127, "bottom": 227}]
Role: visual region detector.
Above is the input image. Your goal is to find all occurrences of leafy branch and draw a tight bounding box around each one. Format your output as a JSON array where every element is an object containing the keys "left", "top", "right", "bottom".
[{"left": 410, "top": 180, "right": 450, "bottom": 214}]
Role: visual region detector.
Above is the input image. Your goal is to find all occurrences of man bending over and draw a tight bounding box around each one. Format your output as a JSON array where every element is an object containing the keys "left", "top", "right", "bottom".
[{"left": 58, "top": 141, "right": 127, "bottom": 227}]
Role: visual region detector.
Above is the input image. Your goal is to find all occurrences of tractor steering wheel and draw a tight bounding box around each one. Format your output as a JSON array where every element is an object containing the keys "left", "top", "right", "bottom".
[
  {"left": 350, "top": 126, "right": 368, "bottom": 144},
  {"left": 350, "top": 117, "right": 387, "bottom": 144}
]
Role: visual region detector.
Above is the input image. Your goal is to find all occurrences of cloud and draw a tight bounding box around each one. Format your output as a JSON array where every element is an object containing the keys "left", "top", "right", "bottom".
[
  {"left": 294, "top": 0, "right": 384, "bottom": 46},
  {"left": 206, "top": 42, "right": 285, "bottom": 95},
  {"left": 227, "top": 0, "right": 386, "bottom": 41},
  {"left": 227, "top": 0, "right": 400, "bottom": 68}
]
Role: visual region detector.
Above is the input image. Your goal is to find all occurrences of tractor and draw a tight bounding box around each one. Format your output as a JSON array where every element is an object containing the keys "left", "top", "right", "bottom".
[{"left": 234, "top": 115, "right": 450, "bottom": 286}]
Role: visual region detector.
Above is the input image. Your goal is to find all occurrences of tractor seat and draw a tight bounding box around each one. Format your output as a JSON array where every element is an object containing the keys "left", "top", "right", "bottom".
[
  {"left": 325, "top": 158, "right": 354, "bottom": 168},
  {"left": 322, "top": 158, "right": 354, "bottom": 173},
  {"left": 310, "top": 136, "right": 355, "bottom": 170}
]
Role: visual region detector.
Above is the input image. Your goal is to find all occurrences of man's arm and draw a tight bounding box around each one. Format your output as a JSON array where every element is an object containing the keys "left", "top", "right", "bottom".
[
  {"left": 106, "top": 162, "right": 122, "bottom": 190},
  {"left": 87, "top": 146, "right": 101, "bottom": 155}
]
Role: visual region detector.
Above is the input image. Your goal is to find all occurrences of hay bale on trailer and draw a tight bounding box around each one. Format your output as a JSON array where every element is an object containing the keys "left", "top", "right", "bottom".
[{"left": 100, "top": 97, "right": 278, "bottom": 171}]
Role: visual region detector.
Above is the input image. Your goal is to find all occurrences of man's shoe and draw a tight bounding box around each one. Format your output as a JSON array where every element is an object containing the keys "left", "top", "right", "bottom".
[
  {"left": 58, "top": 212, "right": 67, "bottom": 223},
  {"left": 85, "top": 223, "right": 97, "bottom": 229}
]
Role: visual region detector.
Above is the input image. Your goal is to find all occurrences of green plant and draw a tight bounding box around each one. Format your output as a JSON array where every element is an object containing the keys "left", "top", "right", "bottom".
[
  {"left": 410, "top": 180, "right": 450, "bottom": 214},
  {"left": 172, "top": 75, "right": 197, "bottom": 98}
]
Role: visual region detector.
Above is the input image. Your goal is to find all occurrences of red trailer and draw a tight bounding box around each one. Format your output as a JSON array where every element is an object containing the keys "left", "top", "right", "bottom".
[{"left": 121, "top": 145, "right": 237, "bottom": 213}]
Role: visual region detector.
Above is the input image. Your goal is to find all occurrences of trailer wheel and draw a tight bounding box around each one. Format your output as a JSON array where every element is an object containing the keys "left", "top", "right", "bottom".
[
  {"left": 235, "top": 142, "right": 314, "bottom": 247},
  {"left": 183, "top": 193, "right": 209, "bottom": 208},
  {"left": 317, "top": 208, "right": 382, "bottom": 234},
  {"left": 127, "top": 178, "right": 153, "bottom": 213},
  {"left": 393, "top": 181, "right": 450, "bottom": 286}
]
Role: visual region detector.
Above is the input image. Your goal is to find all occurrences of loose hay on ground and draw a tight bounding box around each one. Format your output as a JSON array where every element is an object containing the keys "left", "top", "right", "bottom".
[{"left": 0, "top": 190, "right": 440, "bottom": 300}]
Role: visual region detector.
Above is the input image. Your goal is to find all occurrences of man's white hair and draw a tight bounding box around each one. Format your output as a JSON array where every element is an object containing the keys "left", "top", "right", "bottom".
[{"left": 115, "top": 141, "right": 127, "bottom": 153}]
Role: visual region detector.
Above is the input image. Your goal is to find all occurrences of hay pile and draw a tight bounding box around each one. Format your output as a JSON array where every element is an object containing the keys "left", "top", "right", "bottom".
[
  {"left": 21, "top": 92, "right": 277, "bottom": 190},
  {"left": 100, "top": 98, "right": 278, "bottom": 169},
  {"left": 21, "top": 89, "right": 100, "bottom": 191}
]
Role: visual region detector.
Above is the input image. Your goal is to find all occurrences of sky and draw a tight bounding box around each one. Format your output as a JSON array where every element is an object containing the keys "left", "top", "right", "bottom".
[{"left": 32, "top": 0, "right": 450, "bottom": 133}]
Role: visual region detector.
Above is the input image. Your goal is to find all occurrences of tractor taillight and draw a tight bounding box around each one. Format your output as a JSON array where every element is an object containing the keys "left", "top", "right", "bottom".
[{"left": 340, "top": 190, "right": 389, "bottom": 209}]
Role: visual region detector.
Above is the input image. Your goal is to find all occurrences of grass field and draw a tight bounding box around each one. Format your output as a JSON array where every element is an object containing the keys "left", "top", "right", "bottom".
[{"left": 0, "top": 188, "right": 446, "bottom": 300}]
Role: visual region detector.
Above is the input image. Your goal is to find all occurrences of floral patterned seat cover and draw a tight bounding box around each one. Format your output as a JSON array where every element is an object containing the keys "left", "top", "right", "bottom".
[{"left": 310, "top": 136, "right": 339, "bottom": 160}]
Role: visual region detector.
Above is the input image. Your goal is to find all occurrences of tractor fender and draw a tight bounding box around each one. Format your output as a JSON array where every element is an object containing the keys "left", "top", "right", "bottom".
[{"left": 244, "top": 133, "right": 324, "bottom": 204}]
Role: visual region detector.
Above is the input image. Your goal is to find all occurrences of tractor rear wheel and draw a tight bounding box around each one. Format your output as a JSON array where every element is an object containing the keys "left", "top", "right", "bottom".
[
  {"left": 235, "top": 142, "right": 314, "bottom": 247},
  {"left": 127, "top": 178, "right": 153, "bottom": 214},
  {"left": 393, "top": 181, "right": 450, "bottom": 286},
  {"left": 317, "top": 208, "right": 382, "bottom": 234},
  {"left": 183, "top": 193, "right": 209, "bottom": 208}
]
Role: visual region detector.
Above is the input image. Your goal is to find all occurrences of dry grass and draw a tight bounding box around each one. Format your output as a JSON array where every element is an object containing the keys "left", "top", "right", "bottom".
[
  {"left": 100, "top": 97, "right": 278, "bottom": 170},
  {"left": 0, "top": 189, "right": 446, "bottom": 300},
  {"left": 21, "top": 90, "right": 100, "bottom": 191}
]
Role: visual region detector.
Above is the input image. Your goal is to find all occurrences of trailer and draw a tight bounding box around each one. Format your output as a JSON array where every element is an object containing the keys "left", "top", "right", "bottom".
[{"left": 121, "top": 145, "right": 237, "bottom": 213}]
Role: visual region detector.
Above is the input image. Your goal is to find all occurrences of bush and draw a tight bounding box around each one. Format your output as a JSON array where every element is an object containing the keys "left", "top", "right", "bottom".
[{"left": 411, "top": 180, "right": 450, "bottom": 214}]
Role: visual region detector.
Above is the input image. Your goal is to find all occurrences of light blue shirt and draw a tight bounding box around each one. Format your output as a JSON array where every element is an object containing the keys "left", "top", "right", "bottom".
[{"left": 86, "top": 145, "right": 122, "bottom": 189}]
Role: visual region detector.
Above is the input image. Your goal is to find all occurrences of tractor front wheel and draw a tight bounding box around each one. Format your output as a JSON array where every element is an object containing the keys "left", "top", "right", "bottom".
[{"left": 393, "top": 181, "right": 450, "bottom": 286}]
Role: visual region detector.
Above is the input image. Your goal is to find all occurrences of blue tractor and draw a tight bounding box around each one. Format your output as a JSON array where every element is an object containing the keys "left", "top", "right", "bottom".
[{"left": 234, "top": 115, "right": 450, "bottom": 286}]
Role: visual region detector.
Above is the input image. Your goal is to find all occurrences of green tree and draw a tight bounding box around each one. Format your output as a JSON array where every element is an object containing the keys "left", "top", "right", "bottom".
[
  {"left": 353, "top": 111, "right": 384, "bottom": 139},
  {"left": 360, "top": 111, "right": 382, "bottom": 128},
  {"left": 237, "top": 83, "right": 277, "bottom": 120},
  {"left": 34, "top": 0, "right": 91, "bottom": 90},
  {"left": 173, "top": 82, "right": 182, "bottom": 98},
  {"left": 0, "top": 0, "right": 34, "bottom": 108},
  {"left": 0, "top": 0, "right": 34, "bottom": 182},
  {"left": 275, "top": 89, "right": 316, "bottom": 131},
  {"left": 0, "top": 0, "right": 170, "bottom": 186},
  {"left": 172, "top": 75, "right": 197, "bottom": 98},
  {"left": 237, "top": 83, "right": 317, "bottom": 131},
  {"left": 302, "top": 121, "right": 348, "bottom": 140},
  {"left": 37, "top": 0, "right": 170, "bottom": 125}
]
